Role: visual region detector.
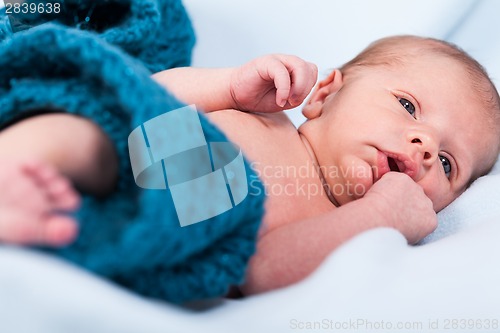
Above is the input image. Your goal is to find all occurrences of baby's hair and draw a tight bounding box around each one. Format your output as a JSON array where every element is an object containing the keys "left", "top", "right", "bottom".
[{"left": 339, "top": 35, "right": 500, "bottom": 132}]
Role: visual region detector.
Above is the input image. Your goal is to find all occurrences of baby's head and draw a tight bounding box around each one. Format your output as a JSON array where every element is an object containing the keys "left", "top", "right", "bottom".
[{"left": 298, "top": 35, "right": 500, "bottom": 211}]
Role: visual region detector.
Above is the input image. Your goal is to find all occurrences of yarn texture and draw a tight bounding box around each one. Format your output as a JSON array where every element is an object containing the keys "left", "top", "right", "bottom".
[
  {"left": 0, "top": 1, "right": 265, "bottom": 304},
  {"left": 0, "top": 0, "right": 195, "bottom": 72}
]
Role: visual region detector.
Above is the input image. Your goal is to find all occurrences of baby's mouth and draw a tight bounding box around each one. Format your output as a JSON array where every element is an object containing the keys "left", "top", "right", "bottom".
[
  {"left": 387, "top": 157, "right": 400, "bottom": 172},
  {"left": 374, "top": 150, "right": 417, "bottom": 182},
  {"left": 385, "top": 154, "right": 408, "bottom": 174}
]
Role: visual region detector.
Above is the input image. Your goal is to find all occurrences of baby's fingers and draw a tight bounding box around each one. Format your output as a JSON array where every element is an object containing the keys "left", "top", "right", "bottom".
[
  {"left": 289, "top": 62, "right": 318, "bottom": 106},
  {"left": 256, "top": 54, "right": 318, "bottom": 108},
  {"left": 278, "top": 56, "right": 318, "bottom": 107},
  {"left": 260, "top": 57, "right": 292, "bottom": 107}
]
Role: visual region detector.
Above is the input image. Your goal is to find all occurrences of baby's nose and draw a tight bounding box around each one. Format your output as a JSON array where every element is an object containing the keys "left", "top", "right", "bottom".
[
  {"left": 408, "top": 128, "right": 439, "bottom": 167},
  {"left": 411, "top": 137, "right": 438, "bottom": 168}
]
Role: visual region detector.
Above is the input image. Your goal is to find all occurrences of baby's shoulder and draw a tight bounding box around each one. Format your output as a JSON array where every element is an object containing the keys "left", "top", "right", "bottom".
[
  {"left": 204, "top": 109, "right": 300, "bottom": 167},
  {"left": 250, "top": 111, "right": 295, "bottom": 128},
  {"left": 206, "top": 109, "right": 293, "bottom": 129},
  {"left": 204, "top": 110, "right": 296, "bottom": 144}
]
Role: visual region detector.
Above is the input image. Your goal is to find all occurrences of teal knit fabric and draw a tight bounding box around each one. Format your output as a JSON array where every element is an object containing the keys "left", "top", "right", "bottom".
[
  {"left": 0, "top": 7, "right": 265, "bottom": 303},
  {"left": 0, "top": 0, "right": 195, "bottom": 72}
]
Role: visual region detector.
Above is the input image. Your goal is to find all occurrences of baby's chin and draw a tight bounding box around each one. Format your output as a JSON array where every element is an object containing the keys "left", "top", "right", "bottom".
[{"left": 327, "top": 157, "right": 375, "bottom": 205}]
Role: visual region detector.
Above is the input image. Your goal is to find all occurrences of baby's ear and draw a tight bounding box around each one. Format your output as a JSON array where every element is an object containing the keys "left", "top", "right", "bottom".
[{"left": 302, "top": 69, "right": 344, "bottom": 119}]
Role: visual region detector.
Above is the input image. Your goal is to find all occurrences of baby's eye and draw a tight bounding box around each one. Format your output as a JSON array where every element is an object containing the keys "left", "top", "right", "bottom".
[
  {"left": 399, "top": 97, "right": 416, "bottom": 117},
  {"left": 439, "top": 155, "right": 452, "bottom": 178}
]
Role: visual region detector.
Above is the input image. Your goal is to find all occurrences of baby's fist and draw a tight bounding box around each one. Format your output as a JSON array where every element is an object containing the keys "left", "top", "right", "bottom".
[
  {"left": 230, "top": 54, "right": 318, "bottom": 112},
  {"left": 364, "top": 172, "right": 437, "bottom": 244}
]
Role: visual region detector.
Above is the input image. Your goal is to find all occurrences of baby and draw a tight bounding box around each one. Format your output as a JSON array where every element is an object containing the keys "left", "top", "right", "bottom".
[{"left": 1, "top": 35, "right": 499, "bottom": 295}]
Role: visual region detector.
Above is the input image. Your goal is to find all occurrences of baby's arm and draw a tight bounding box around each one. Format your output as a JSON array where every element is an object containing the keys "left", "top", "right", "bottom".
[
  {"left": 152, "top": 67, "right": 235, "bottom": 112},
  {"left": 152, "top": 54, "right": 317, "bottom": 113},
  {"left": 241, "top": 172, "right": 437, "bottom": 295}
]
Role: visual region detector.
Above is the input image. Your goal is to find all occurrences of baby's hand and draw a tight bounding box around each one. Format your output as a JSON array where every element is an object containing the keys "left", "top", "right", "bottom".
[
  {"left": 363, "top": 172, "right": 437, "bottom": 244},
  {"left": 230, "top": 54, "right": 318, "bottom": 113}
]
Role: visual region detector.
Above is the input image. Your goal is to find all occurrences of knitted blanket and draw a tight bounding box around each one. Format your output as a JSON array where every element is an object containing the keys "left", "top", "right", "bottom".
[
  {"left": 0, "top": 0, "right": 195, "bottom": 72},
  {"left": 0, "top": 17, "right": 265, "bottom": 303}
]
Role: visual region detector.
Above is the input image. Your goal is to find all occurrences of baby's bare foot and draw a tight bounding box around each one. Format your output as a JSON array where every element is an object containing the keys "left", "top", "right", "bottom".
[{"left": 0, "top": 159, "right": 81, "bottom": 246}]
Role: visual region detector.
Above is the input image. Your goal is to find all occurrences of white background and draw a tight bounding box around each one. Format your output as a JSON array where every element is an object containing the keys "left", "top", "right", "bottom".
[{"left": 183, "top": 0, "right": 499, "bottom": 126}]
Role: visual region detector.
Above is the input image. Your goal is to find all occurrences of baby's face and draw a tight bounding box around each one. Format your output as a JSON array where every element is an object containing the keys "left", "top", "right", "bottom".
[{"left": 301, "top": 55, "right": 498, "bottom": 211}]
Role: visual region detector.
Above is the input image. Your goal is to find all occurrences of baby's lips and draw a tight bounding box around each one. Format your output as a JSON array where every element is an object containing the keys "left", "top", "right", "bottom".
[
  {"left": 374, "top": 150, "right": 420, "bottom": 182},
  {"left": 402, "top": 158, "right": 418, "bottom": 179},
  {"left": 385, "top": 151, "right": 420, "bottom": 180},
  {"left": 373, "top": 150, "right": 391, "bottom": 182}
]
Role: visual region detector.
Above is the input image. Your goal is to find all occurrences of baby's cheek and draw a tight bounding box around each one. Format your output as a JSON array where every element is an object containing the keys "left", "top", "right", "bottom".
[
  {"left": 426, "top": 187, "right": 458, "bottom": 212},
  {"left": 417, "top": 179, "right": 451, "bottom": 212}
]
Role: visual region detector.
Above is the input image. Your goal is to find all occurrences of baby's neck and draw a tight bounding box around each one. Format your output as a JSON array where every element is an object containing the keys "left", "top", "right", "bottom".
[{"left": 298, "top": 132, "right": 340, "bottom": 207}]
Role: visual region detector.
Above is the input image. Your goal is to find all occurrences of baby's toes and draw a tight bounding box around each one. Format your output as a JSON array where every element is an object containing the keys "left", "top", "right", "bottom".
[
  {"left": 45, "top": 177, "right": 81, "bottom": 212},
  {"left": 0, "top": 213, "right": 78, "bottom": 246},
  {"left": 23, "top": 160, "right": 80, "bottom": 212},
  {"left": 43, "top": 215, "right": 79, "bottom": 246},
  {"left": 23, "top": 159, "right": 59, "bottom": 187}
]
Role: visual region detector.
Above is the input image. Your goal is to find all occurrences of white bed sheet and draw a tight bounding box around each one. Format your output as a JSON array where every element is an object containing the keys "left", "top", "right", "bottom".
[
  {"left": 2, "top": 1, "right": 500, "bottom": 332},
  {"left": 2, "top": 218, "right": 500, "bottom": 333}
]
